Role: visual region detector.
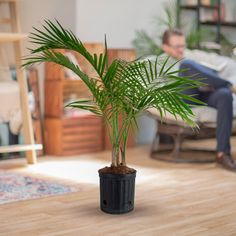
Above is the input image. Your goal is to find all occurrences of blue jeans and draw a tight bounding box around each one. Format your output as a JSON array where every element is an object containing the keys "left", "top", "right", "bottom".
[{"left": 179, "top": 59, "right": 233, "bottom": 154}]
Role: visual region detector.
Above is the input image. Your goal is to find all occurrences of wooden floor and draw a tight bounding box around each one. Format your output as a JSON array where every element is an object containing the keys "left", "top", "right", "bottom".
[{"left": 1, "top": 138, "right": 236, "bottom": 236}]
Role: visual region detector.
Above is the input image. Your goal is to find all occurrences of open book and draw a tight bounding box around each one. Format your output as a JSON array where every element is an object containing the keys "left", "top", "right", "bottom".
[{"left": 199, "top": 61, "right": 227, "bottom": 72}]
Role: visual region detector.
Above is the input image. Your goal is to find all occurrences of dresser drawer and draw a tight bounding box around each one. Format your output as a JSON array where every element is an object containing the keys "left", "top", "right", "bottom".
[{"left": 61, "top": 115, "right": 104, "bottom": 155}]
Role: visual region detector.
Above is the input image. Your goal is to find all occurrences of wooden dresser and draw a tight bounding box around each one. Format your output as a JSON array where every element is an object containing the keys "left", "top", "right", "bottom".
[{"left": 44, "top": 44, "right": 104, "bottom": 156}]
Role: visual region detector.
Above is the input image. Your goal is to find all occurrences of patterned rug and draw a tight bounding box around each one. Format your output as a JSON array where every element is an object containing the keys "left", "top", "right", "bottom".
[{"left": 0, "top": 169, "right": 77, "bottom": 204}]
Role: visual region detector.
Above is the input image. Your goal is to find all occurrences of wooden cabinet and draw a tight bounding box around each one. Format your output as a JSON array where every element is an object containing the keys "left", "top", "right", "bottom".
[
  {"left": 44, "top": 44, "right": 104, "bottom": 156},
  {"left": 44, "top": 116, "right": 103, "bottom": 156}
]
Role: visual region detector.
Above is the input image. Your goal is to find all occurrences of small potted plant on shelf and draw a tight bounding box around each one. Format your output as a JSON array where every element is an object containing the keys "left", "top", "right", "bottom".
[{"left": 23, "top": 20, "right": 202, "bottom": 214}]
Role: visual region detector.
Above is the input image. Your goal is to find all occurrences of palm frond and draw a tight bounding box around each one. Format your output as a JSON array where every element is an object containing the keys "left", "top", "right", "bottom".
[
  {"left": 66, "top": 100, "right": 102, "bottom": 116},
  {"left": 28, "top": 20, "right": 107, "bottom": 78},
  {"left": 23, "top": 20, "right": 204, "bottom": 166}
]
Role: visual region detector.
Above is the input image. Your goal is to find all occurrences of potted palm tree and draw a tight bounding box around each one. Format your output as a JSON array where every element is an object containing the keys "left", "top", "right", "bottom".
[{"left": 23, "top": 20, "right": 202, "bottom": 214}]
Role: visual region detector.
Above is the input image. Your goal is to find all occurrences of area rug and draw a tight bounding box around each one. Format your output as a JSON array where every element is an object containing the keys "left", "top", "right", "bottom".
[{"left": 0, "top": 169, "right": 77, "bottom": 204}]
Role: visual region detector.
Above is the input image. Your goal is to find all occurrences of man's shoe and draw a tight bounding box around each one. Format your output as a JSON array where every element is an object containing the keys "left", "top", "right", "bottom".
[
  {"left": 216, "top": 153, "right": 236, "bottom": 172},
  {"left": 230, "top": 85, "right": 236, "bottom": 94}
]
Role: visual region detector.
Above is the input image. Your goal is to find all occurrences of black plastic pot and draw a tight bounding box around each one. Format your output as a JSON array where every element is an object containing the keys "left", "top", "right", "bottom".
[{"left": 99, "top": 170, "right": 136, "bottom": 214}]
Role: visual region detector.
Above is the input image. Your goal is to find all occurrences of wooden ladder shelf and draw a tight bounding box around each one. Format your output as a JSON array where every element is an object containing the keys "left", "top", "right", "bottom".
[{"left": 0, "top": 0, "right": 42, "bottom": 164}]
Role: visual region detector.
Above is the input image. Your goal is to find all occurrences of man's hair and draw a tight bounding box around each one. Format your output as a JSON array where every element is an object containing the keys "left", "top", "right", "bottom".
[{"left": 162, "top": 28, "right": 184, "bottom": 45}]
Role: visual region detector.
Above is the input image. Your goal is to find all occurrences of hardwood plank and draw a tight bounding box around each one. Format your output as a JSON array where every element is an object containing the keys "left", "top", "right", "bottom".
[{"left": 1, "top": 138, "right": 236, "bottom": 235}]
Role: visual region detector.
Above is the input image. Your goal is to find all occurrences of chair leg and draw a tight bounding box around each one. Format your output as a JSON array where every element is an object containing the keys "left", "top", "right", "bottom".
[
  {"left": 170, "top": 133, "right": 183, "bottom": 160},
  {"left": 150, "top": 129, "right": 160, "bottom": 154},
  {"left": 149, "top": 119, "right": 216, "bottom": 163},
  {"left": 151, "top": 131, "right": 191, "bottom": 162}
]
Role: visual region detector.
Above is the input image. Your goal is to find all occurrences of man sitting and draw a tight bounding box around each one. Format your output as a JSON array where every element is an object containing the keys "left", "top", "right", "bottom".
[{"left": 161, "top": 28, "right": 236, "bottom": 172}]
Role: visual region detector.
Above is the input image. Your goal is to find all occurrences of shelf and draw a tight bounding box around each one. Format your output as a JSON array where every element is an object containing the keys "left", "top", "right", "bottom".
[
  {"left": 0, "top": 33, "right": 27, "bottom": 42},
  {"left": 180, "top": 4, "right": 218, "bottom": 10},
  {"left": 0, "top": 0, "right": 17, "bottom": 2},
  {"left": 200, "top": 21, "right": 236, "bottom": 27},
  {"left": 200, "top": 41, "right": 221, "bottom": 50},
  {"left": 0, "top": 144, "right": 42, "bottom": 153},
  {"left": 178, "top": 0, "right": 236, "bottom": 50}
]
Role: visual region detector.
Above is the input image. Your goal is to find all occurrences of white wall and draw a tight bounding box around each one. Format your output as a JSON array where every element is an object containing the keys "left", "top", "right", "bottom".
[
  {"left": 19, "top": 0, "right": 76, "bottom": 49},
  {"left": 75, "top": 0, "right": 168, "bottom": 48},
  {"left": 1, "top": 0, "right": 76, "bottom": 62},
  {"left": 18, "top": 0, "right": 76, "bottom": 115}
]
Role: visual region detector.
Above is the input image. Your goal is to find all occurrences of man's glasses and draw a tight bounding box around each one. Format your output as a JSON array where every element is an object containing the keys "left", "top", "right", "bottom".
[{"left": 168, "top": 44, "right": 186, "bottom": 50}]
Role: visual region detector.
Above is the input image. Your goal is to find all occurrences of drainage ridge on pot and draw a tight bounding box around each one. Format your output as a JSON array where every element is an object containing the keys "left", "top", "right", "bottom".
[{"left": 99, "top": 170, "right": 136, "bottom": 214}]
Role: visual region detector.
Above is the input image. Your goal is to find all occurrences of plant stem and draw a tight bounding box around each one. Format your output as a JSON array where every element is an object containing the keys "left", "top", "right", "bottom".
[
  {"left": 120, "top": 147, "right": 126, "bottom": 166},
  {"left": 111, "top": 104, "right": 120, "bottom": 167},
  {"left": 117, "top": 111, "right": 135, "bottom": 165},
  {"left": 111, "top": 146, "right": 117, "bottom": 167}
]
